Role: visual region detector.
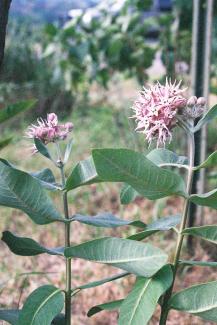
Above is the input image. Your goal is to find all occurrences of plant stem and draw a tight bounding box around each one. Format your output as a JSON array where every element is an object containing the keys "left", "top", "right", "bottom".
[
  {"left": 159, "top": 133, "right": 195, "bottom": 325},
  {"left": 57, "top": 143, "right": 71, "bottom": 325}
]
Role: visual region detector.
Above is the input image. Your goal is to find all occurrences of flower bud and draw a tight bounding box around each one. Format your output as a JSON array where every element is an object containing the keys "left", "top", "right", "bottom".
[
  {"left": 47, "top": 113, "right": 58, "bottom": 127},
  {"left": 187, "top": 96, "right": 197, "bottom": 107},
  {"left": 197, "top": 97, "right": 206, "bottom": 106},
  {"left": 65, "top": 122, "right": 74, "bottom": 131}
]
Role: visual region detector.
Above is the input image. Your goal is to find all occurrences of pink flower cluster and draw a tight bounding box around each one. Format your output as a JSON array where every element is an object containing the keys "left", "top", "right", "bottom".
[
  {"left": 26, "top": 113, "right": 73, "bottom": 145},
  {"left": 131, "top": 79, "right": 187, "bottom": 147}
]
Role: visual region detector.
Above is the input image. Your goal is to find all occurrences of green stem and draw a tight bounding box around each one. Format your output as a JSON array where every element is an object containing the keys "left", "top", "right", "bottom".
[
  {"left": 56, "top": 143, "right": 72, "bottom": 325},
  {"left": 159, "top": 133, "right": 195, "bottom": 325}
]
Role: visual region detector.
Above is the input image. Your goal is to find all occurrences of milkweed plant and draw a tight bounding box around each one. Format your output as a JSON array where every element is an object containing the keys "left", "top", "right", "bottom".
[{"left": 0, "top": 80, "right": 217, "bottom": 325}]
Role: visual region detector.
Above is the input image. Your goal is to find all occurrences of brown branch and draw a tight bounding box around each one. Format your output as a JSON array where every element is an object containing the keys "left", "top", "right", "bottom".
[{"left": 0, "top": 0, "right": 12, "bottom": 70}]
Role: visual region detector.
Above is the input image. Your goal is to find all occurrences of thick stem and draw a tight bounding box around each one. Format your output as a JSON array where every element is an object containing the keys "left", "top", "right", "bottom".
[
  {"left": 57, "top": 143, "right": 71, "bottom": 325},
  {"left": 159, "top": 133, "right": 195, "bottom": 325}
]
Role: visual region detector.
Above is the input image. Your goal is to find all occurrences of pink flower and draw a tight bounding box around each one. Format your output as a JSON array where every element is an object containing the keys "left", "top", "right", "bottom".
[
  {"left": 26, "top": 113, "right": 73, "bottom": 151},
  {"left": 131, "top": 79, "right": 187, "bottom": 147}
]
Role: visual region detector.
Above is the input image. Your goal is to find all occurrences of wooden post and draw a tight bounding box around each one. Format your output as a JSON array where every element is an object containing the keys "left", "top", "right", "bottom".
[
  {"left": 198, "top": 0, "right": 213, "bottom": 223},
  {"left": 187, "top": 0, "right": 213, "bottom": 251}
]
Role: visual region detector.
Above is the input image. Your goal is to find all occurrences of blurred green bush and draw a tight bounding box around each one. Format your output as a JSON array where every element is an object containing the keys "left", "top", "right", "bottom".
[
  {"left": 0, "top": 21, "right": 74, "bottom": 119},
  {"left": 0, "top": 0, "right": 158, "bottom": 119}
]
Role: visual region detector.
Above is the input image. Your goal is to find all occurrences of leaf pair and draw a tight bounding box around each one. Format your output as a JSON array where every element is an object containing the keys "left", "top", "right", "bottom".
[
  {"left": 88, "top": 265, "right": 173, "bottom": 325},
  {"left": 3, "top": 213, "right": 182, "bottom": 277},
  {"left": 66, "top": 148, "right": 187, "bottom": 201},
  {"left": 66, "top": 148, "right": 217, "bottom": 211},
  {"left": 88, "top": 276, "right": 217, "bottom": 324},
  {"left": 3, "top": 231, "right": 167, "bottom": 278}
]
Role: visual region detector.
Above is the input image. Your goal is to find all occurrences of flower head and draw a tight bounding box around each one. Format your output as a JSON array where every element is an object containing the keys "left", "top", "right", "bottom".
[
  {"left": 26, "top": 113, "right": 73, "bottom": 152},
  {"left": 131, "top": 79, "right": 187, "bottom": 147}
]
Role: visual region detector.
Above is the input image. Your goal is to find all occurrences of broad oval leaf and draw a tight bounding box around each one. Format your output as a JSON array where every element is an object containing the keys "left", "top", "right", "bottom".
[
  {"left": 179, "top": 260, "right": 217, "bottom": 267},
  {"left": 0, "top": 161, "right": 62, "bottom": 224},
  {"left": 169, "top": 281, "right": 217, "bottom": 322},
  {"left": 87, "top": 299, "right": 123, "bottom": 317},
  {"left": 72, "top": 213, "right": 146, "bottom": 228},
  {"left": 64, "top": 237, "right": 168, "bottom": 277},
  {"left": 34, "top": 138, "right": 53, "bottom": 162},
  {"left": 75, "top": 272, "right": 130, "bottom": 291},
  {"left": 118, "top": 265, "right": 173, "bottom": 325},
  {"left": 182, "top": 225, "right": 217, "bottom": 244},
  {"left": 190, "top": 189, "right": 217, "bottom": 210},
  {"left": 147, "top": 148, "right": 188, "bottom": 167},
  {"left": 2, "top": 231, "right": 64, "bottom": 256},
  {"left": 66, "top": 156, "right": 101, "bottom": 191},
  {"left": 0, "top": 99, "right": 37, "bottom": 123},
  {"left": 194, "top": 104, "right": 217, "bottom": 132},
  {"left": 128, "top": 215, "right": 181, "bottom": 241},
  {"left": 0, "top": 309, "right": 19, "bottom": 325},
  {"left": 194, "top": 151, "right": 217, "bottom": 170},
  {"left": 92, "top": 149, "right": 187, "bottom": 200},
  {"left": 120, "top": 149, "right": 187, "bottom": 205},
  {"left": 17, "top": 285, "right": 64, "bottom": 325}
]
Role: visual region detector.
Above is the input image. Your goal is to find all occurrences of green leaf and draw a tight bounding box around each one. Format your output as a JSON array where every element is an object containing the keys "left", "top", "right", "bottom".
[
  {"left": 194, "top": 104, "right": 217, "bottom": 132},
  {"left": 92, "top": 149, "right": 187, "bottom": 200},
  {"left": 194, "top": 151, "right": 217, "bottom": 170},
  {"left": 0, "top": 137, "right": 12, "bottom": 150},
  {"left": 2, "top": 231, "right": 64, "bottom": 256},
  {"left": 63, "top": 139, "right": 73, "bottom": 164},
  {"left": 87, "top": 299, "right": 123, "bottom": 317},
  {"left": 17, "top": 285, "right": 64, "bottom": 325},
  {"left": 120, "top": 184, "right": 139, "bottom": 205},
  {"left": 66, "top": 156, "right": 101, "bottom": 191},
  {"left": 0, "top": 309, "right": 19, "bottom": 325},
  {"left": 118, "top": 265, "right": 173, "bottom": 325},
  {"left": 51, "top": 314, "right": 65, "bottom": 325},
  {"left": 128, "top": 215, "right": 181, "bottom": 241},
  {"left": 31, "top": 168, "right": 60, "bottom": 191},
  {"left": 64, "top": 237, "right": 168, "bottom": 277},
  {"left": 120, "top": 149, "right": 187, "bottom": 205},
  {"left": 179, "top": 260, "right": 217, "bottom": 267},
  {"left": 0, "top": 99, "right": 37, "bottom": 123},
  {"left": 190, "top": 189, "right": 217, "bottom": 210},
  {"left": 182, "top": 225, "right": 217, "bottom": 244},
  {"left": 0, "top": 159, "right": 59, "bottom": 191},
  {"left": 75, "top": 272, "right": 130, "bottom": 291},
  {"left": 34, "top": 138, "right": 53, "bottom": 162},
  {"left": 146, "top": 148, "right": 188, "bottom": 167},
  {"left": 169, "top": 281, "right": 217, "bottom": 322},
  {"left": 0, "top": 161, "right": 62, "bottom": 224},
  {"left": 72, "top": 213, "right": 146, "bottom": 228}
]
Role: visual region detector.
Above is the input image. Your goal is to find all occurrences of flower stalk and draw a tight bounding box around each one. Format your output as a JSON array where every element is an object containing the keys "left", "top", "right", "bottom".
[{"left": 159, "top": 131, "right": 195, "bottom": 324}]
